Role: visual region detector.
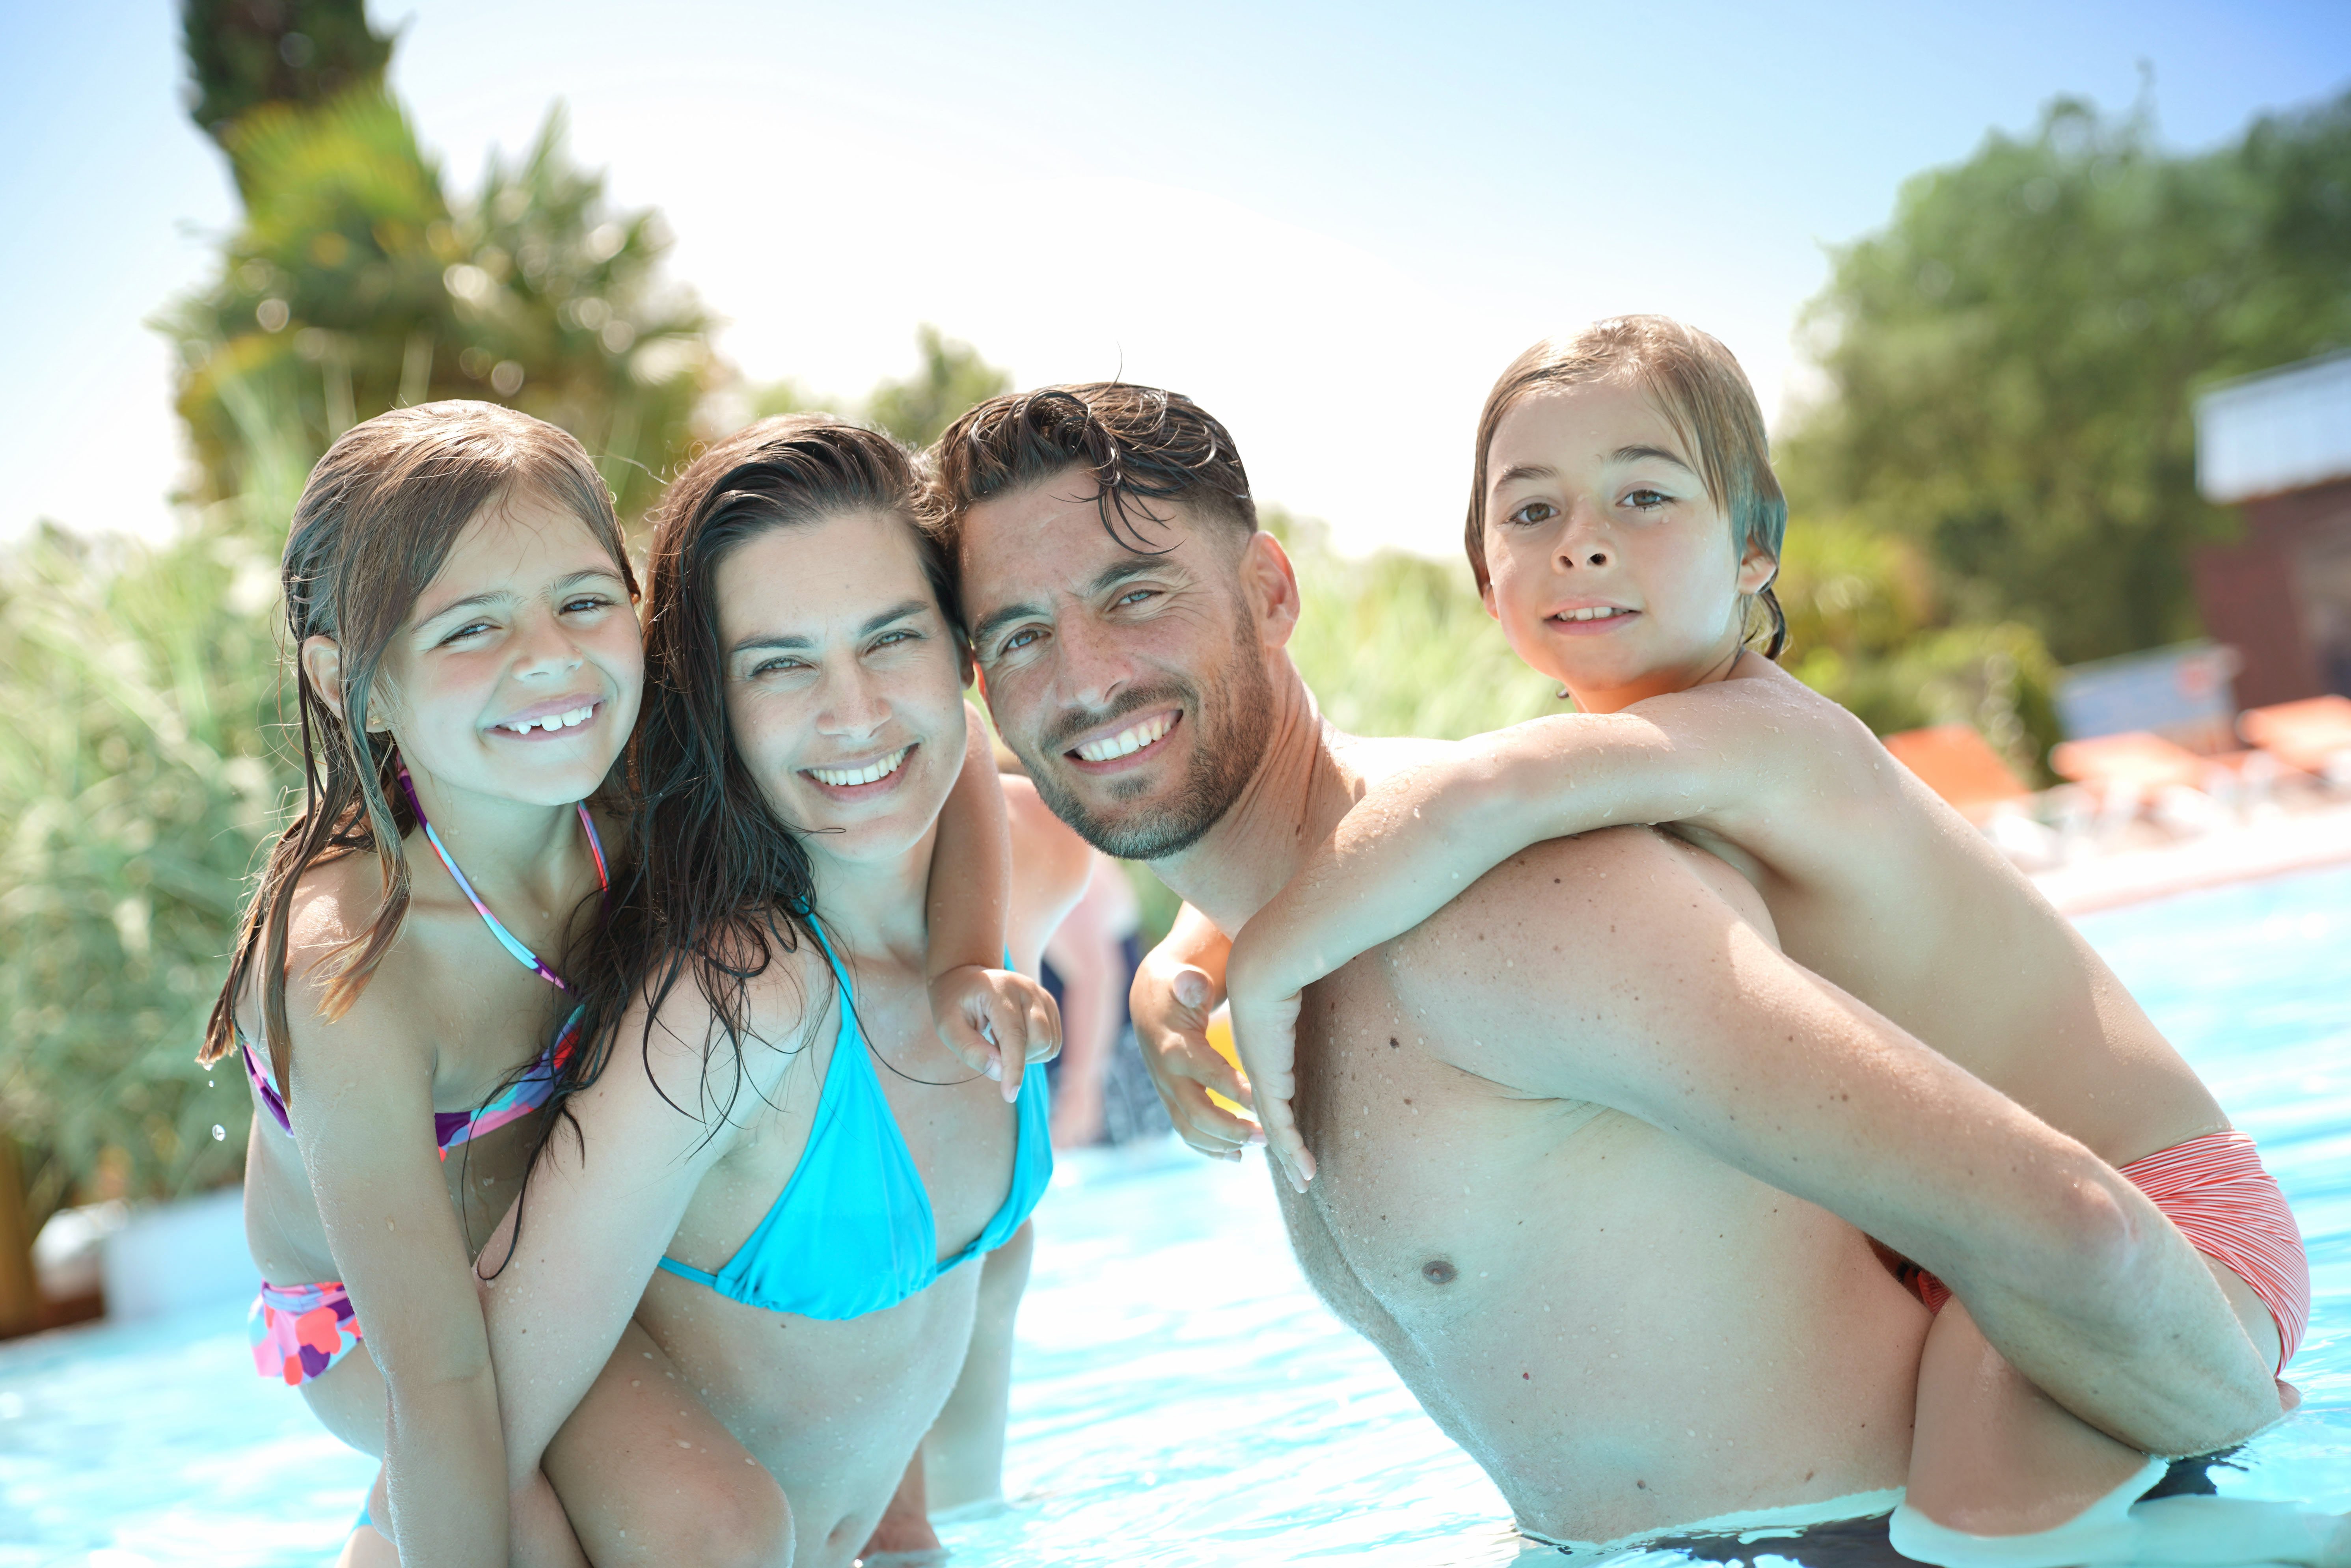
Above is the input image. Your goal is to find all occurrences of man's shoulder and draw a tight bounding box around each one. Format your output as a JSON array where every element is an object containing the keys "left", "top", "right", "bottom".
[{"left": 1374, "top": 826, "right": 1760, "bottom": 997}]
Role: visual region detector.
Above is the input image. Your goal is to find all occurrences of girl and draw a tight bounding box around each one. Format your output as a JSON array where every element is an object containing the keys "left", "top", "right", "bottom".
[
  {"left": 480, "top": 417, "right": 1089, "bottom": 1568},
  {"left": 1136, "top": 318, "right": 2323, "bottom": 1564},
  {"left": 206, "top": 402, "right": 1031, "bottom": 1566}
]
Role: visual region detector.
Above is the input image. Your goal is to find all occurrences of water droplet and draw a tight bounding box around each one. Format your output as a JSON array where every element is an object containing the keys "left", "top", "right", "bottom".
[{"left": 212, "top": 1125, "right": 226, "bottom": 1141}]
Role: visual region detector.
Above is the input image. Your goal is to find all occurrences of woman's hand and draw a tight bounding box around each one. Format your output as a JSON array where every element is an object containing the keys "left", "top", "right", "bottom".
[
  {"left": 1130, "top": 952, "right": 1261, "bottom": 1160},
  {"left": 930, "top": 965, "right": 1062, "bottom": 1103}
]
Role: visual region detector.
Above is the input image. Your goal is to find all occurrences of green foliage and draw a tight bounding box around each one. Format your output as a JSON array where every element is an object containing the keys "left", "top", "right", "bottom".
[
  {"left": 1272, "top": 512, "right": 1566, "bottom": 740},
  {"left": 865, "top": 327, "right": 1013, "bottom": 449},
  {"left": 1784, "top": 90, "right": 2351, "bottom": 665},
  {"left": 164, "top": 91, "right": 716, "bottom": 523},
  {"left": 0, "top": 380, "right": 308, "bottom": 1224},
  {"left": 1774, "top": 513, "right": 2061, "bottom": 776},
  {"left": 183, "top": 0, "right": 394, "bottom": 166}
]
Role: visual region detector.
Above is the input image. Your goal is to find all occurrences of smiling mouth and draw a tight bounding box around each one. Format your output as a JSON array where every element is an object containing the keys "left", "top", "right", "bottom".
[
  {"left": 1550, "top": 607, "right": 1636, "bottom": 624},
  {"left": 496, "top": 701, "right": 600, "bottom": 736},
  {"left": 1071, "top": 711, "right": 1175, "bottom": 764},
  {"left": 806, "top": 746, "right": 911, "bottom": 789}
]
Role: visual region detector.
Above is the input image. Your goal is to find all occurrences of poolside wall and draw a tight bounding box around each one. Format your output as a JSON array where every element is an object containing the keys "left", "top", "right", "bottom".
[{"left": 101, "top": 1188, "right": 258, "bottom": 1322}]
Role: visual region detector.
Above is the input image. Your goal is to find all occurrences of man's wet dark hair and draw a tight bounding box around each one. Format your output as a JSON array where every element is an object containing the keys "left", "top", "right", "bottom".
[{"left": 926, "top": 383, "right": 1256, "bottom": 562}]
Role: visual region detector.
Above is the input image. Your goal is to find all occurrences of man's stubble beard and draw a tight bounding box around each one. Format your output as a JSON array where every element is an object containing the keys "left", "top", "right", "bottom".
[{"left": 1023, "top": 608, "right": 1276, "bottom": 863}]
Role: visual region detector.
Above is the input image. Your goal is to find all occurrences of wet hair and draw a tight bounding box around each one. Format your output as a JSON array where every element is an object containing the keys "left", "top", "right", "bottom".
[
  {"left": 1466, "top": 316, "right": 1788, "bottom": 659},
  {"left": 200, "top": 401, "right": 634, "bottom": 1092},
  {"left": 550, "top": 415, "right": 945, "bottom": 1130},
  {"left": 926, "top": 383, "right": 1255, "bottom": 566}
]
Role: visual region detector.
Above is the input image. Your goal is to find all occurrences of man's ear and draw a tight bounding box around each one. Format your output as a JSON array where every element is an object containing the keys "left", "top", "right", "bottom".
[
  {"left": 1737, "top": 541, "right": 1779, "bottom": 597},
  {"left": 1239, "top": 530, "right": 1302, "bottom": 650}
]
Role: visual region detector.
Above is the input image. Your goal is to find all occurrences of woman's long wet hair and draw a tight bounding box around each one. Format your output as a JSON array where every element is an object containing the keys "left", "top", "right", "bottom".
[
  {"left": 548, "top": 415, "right": 955, "bottom": 1137},
  {"left": 201, "top": 402, "right": 633, "bottom": 1095}
]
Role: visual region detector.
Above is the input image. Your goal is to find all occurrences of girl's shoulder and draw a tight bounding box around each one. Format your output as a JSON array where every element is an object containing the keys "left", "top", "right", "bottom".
[{"left": 246, "top": 848, "right": 440, "bottom": 1067}]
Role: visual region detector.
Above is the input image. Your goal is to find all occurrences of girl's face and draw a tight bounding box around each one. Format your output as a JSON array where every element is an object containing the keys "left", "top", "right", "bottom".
[
  {"left": 715, "top": 510, "right": 968, "bottom": 868},
  {"left": 364, "top": 491, "right": 643, "bottom": 808},
  {"left": 1480, "top": 378, "right": 1775, "bottom": 713}
]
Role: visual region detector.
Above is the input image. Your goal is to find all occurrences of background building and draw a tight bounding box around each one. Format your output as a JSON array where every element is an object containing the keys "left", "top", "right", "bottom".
[{"left": 2194, "top": 350, "right": 2351, "bottom": 707}]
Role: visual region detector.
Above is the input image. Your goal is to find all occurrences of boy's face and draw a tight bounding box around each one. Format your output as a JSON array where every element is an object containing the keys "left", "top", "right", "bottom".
[{"left": 1479, "top": 378, "right": 1775, "bottom": 712}]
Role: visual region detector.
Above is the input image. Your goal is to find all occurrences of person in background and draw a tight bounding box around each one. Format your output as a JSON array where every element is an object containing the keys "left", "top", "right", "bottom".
[{"left": 1040, "top": 851, "right": 1152, "bottom": 1149}]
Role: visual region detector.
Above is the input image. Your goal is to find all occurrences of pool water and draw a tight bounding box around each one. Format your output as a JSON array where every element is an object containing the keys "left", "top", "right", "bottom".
[{"left": 4, "top": 865, "right": 2347, "bottom": 1567}]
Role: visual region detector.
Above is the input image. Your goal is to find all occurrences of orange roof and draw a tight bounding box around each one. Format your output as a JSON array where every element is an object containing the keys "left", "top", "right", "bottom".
[
  {"left": 2048, "top": 731, "right": 2209, "bottom": 792},
  {"left": 2239, "top": 695, "right": 2351, "bottom": 772},
  {"left": 1882, "top": 725, "right": 2032, "bottom": 820}
]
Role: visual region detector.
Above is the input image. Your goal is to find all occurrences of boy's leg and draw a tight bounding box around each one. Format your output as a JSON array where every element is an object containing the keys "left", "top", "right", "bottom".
[
  {"left": 544, "top": 1317, "right": 793, "bottom": 1568},
  {"left": 1896, "top": 1300, "right": 2345, "bottom": 1568},
  {"left": 1902, "top": 1296, "right": 2152, "bottom": 1534}
]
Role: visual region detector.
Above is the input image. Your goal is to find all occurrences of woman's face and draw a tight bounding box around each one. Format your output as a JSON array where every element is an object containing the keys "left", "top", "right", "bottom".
[
  {"left": 364, "top": 491, "right": 642, "bottom": 808},
  {"left": 1479, "top": 379, "right": 1774, "bottom": 712},
  {"left": 715, "top": 510, "right": 967, "bottom": 865}
]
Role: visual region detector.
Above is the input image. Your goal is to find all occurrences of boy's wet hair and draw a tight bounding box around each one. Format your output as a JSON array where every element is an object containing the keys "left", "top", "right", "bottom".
[
  {"left": 926, "top": 382, "right": 1256, "bottom": 567},
  {"left": 1465, "top": 316, "right": 1788, "bottom": 659}
]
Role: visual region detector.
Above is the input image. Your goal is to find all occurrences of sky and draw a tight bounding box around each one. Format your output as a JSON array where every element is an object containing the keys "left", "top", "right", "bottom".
[{"left": 4, "top": 1, "right": 2347, "bottom": 556}]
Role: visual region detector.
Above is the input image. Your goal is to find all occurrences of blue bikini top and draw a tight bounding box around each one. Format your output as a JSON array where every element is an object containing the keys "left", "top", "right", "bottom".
[{"left": 654, "top": 922, "right": 1053, "bottom": 1321}]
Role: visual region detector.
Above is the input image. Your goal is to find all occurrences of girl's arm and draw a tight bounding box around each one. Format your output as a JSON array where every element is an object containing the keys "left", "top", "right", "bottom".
[
  {"left": 480, "top": 979, "right": 754, "bottom": 1509},
  {"left": 1230, "top": 676, "right": 1825, "bottom": 1188},
  {"left": 1129, "top": 903, "right": 1259, "bottom": 1159},
  {"left": 926, "top": 704, "right": 1060, "bottom": 1101},
  {"left": 286, "top": 983, "right": 519, "bottom": 1568}
]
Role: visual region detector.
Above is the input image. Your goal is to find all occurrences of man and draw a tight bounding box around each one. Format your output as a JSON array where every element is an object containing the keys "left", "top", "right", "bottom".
[{"left": 927, "top": 383, "right": 2283, "bottom": 1548}]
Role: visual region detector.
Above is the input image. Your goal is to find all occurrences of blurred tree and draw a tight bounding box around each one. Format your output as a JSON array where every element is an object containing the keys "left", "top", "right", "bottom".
[
  {"left": 1272, "top": 511, "right": 1566, "bottom": 741},
  {"left": 0, "top": 11, "right": 728, "bottom": 1255},
  {"left": 183, "top": 0, "right": 395, "bottom": 188},
  {"left": 865, "top": 326, "right": 1013, "bottom": 448},
  {"left": 0, "top": 370, "right": 308, "bottom": 1235},
  {"left": 163, "top": 89, "right": 716, "bottom": 525},
  {"left": 1783, "top": 90, "right": 2351, "bottom": 666}
]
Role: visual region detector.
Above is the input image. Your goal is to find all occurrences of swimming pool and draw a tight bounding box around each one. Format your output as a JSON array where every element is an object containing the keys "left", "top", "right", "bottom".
[{"left": 4, "top": 864, "right": 2346, "bottom": 1566}]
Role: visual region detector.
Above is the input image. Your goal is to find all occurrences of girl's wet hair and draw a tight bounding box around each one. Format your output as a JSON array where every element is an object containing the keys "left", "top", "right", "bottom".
[
  {"left": 551, "top": 415, "right": 946, "bottom": 1132},
  {"left": 1465, "top": 316, "right": 1790, "bottom": 660},
  {"left": 201, "top": 401, "right": 634, "bottom": 1093}
]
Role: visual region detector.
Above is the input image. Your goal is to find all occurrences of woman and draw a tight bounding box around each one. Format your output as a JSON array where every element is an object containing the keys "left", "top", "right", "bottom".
[{"left": 481, "top": 415, "right": 1089, "bottom": 1566}]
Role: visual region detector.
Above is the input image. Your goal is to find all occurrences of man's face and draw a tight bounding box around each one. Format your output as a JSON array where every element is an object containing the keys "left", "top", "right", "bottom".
[{"left": 959, "top": 473, "right": 1277, "bottom": 861}]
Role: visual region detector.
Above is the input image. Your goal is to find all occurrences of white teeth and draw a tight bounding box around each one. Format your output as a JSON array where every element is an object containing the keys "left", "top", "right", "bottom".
[
  {"left": 1560, "top": 606, "right": 1630, "bottom": 622},
  {"left": 502, "top": 704, "right": 596, "bottom": 735},
  {"left": 1075, "top": 713, "right": 1173, "bottom": 763},
  {"left": 810, "top": 747, "right": 910, "bottom": 788}
]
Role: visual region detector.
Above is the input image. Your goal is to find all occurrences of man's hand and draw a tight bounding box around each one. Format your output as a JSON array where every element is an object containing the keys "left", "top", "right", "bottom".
[
  {"left": 930, "top": 965, "right": 1062, "bottom": 1103},
  {"left": 1130, "top": 957, "right": 1262, "bottom": 1159}
]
